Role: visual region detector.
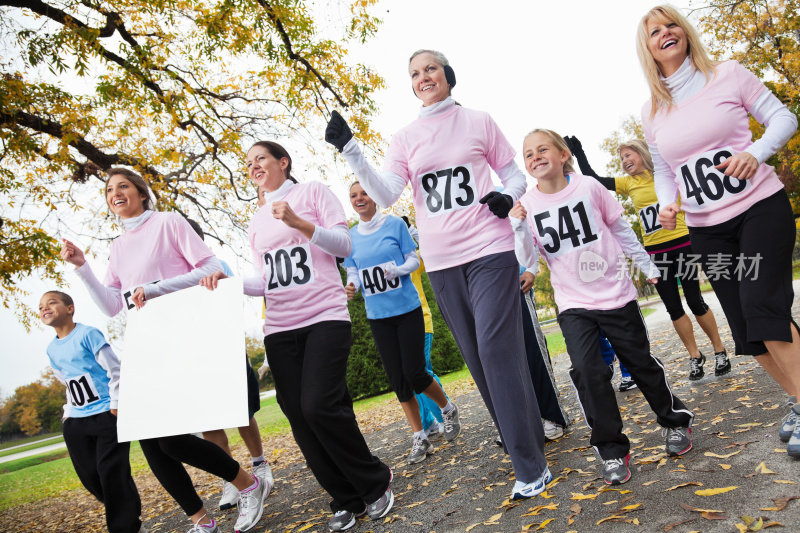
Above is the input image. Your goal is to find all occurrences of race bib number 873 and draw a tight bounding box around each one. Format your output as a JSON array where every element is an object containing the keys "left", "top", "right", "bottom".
[
  {"left": 532, "top": 196, "right": 599, "bottom": 258},
  {"left": 264, "top": 243, "right": 314, "bottom": 292},
  {"left": 678, "top": 147, "right": 748, "bottom": 209},
  {"left": 418, "top": 163, "right": 476, "bottom": 217}
]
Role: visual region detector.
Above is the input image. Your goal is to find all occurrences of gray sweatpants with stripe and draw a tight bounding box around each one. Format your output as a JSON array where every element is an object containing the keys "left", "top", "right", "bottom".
[{"left": 428, "top": 250, "right": 548, "bottom": 482}]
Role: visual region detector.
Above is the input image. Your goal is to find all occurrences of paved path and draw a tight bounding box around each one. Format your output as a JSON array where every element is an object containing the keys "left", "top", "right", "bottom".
[
  {"left": 0, "top": 440, "right": 66, "bottom": 464},
  {"left": 0, "top": 435, "right": 62, "bottom": 453}
]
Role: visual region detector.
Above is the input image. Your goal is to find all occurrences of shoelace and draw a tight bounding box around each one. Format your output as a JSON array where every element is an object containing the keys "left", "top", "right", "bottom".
[
  {"left": 715, "top": 352, "right": 727, "bottom": 366},
  {"left": 662, "top": 428, "right": 685, "bottom": 442},
  {"left": 411, "top": 436, "right": 427, "bottom": 453},
  {"left": 443, "top": 409, "right": 455, "bottom": 432},
  {"left": 604, "top": 457, "right": 625, "bottom": 469},
  {"left": 690, "top": 358, "right": 702, "bottom": 371},
  {"left": 187, "top": 515, "right": 213, "bottom": 532},
  {"left": 238, "top": 481, "right": 259, "bottom": 518},
  {"left": 333, "top": 510, "right": 350, "bottom": 518}
]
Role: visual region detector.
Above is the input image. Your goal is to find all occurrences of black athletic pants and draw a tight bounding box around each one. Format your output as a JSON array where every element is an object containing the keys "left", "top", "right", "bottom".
[
  {"left": 369, "top": 306, "right": 433, "bottom": 402},
  {"left": 139, "top": 433, "right": 240, "bottom": 515},
  {"left": 63, "top": 411, "right": 142, "bottom": 533},
  {"left": 266, "top": 320, "right": 391, "bottom": 513},
  {"left": 558, "top": 300, "right": 693, "bottom": 459},
  {"left": 649, "top": 244, "right": 709, "bottom": 321}
]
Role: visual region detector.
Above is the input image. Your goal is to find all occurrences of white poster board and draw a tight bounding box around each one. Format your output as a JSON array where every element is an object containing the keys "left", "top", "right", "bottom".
[{"left": 117, "top": 278, "right": 248, "bottom": 442}]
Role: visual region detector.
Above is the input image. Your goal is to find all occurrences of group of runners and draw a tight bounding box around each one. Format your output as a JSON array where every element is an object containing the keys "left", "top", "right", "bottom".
[{"left": 37, "top": 4, "right": 799, "bottom": 533}]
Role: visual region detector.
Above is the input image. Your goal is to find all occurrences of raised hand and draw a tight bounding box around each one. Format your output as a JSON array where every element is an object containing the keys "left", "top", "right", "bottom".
[
  {"left": 325, "top": 110, "right": 353, "bottom": 152},
  {"left": 60, "top": 239, "right": 86, "bottom": 267}
]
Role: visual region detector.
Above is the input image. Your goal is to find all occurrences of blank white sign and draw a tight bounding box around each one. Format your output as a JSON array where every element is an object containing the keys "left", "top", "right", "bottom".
[{"left": 117, "top": 278, "right": 248, "bottom": 442}]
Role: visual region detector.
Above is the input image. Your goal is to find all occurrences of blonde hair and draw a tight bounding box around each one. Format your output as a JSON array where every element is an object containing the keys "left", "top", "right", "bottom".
[
  {"left": 636, "top": 4, "right": 716, "bottom": 117},
  {"left": 525, "top": 129, "right": 576, "bottom": 175},
  {"left": 617, "top": 139, "right": 654, "bottom": 174}
]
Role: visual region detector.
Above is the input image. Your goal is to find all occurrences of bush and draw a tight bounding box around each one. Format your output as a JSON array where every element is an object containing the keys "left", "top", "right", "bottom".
[{"left": 343, "top": 267, "right": 465, "bottom": 400}]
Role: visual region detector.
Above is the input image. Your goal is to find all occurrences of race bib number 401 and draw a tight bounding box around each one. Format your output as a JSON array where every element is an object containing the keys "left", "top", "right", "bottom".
[
  {"left": 360, "top": 261, "right": 401, "bottom": 297},
  {"left": 638, "top": 201, "right": 662, "bottom": 235},
  {"left": 677, "top": 147, "right": 748, "bottom": 209},
  {"left": 532, "top": 196, "right": 600, "bottom": 258},
  {"left": 67, "top": 373, "right": 101, "bottom": 407},
  {"left": 418, "top": 163, "right": 476, "bottom": 217},
  {"left": 263, "top": 243, "right": 314, "bottom": 292}
]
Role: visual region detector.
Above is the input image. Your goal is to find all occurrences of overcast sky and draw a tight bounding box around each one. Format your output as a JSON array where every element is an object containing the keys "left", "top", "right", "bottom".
[{"left": 1, "top": 0, "right": 695, "bottom": 395}]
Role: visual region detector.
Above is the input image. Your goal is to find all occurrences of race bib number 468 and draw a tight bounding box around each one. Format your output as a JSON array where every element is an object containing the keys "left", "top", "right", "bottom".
[
  {"left": 263, "top": 243, "right": 314, "bottom": 292},
  {"left": 678, "top": 147, "right": 748, "bottom": 209},
  {"left": 418, "top": 163, "right": 476, "bottom": 217},
  {"left": 360, "top": 261, "right": 401, "bottom": 297},
  {"left": 532, "top": 196, "right": 600, "bottom": 258}
]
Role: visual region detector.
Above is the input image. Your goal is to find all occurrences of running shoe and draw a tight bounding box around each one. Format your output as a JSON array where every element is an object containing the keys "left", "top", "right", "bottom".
[
  {"left": 187, "top": 517, "right": 218, "bottom": 533},
  {"left": 787, "top": 404, "right": 800, "bottom": 457},
  {"left": 602, "top": 455, "right": 631, "bottom": 485},
  {"left": 688, "top": 354, "right": 705, "bottom": 381},
  {"left": 542, "top": 419, "right": 564, "bottom": 441},
  {"left": 253, "top": 461, "right": 274, "bottom": 487},
  {"left": 511, "top": 466, "right": 552, "bottom": 500},
  {"left": 407, "top": 435, "right": 433, "bottom": 464},
  {"left": 234, "top": 476, "right": 270, "bottom": 532},
  {"left": 442, "top": 404, "right": 461, "bottom": 441},
  {"left": 218, "top": 480, "right": 238, "bottom": 510},
  {"left": 714, "top": 349, "right": 731, "bottom": 376},
  {"left": 425, "top": 421, "right": 444, "bottom": 440},
  {"left": 779, "top": 399, "right": 798, "bottom": 443},
  {"left": 366, "top": 486, "right": 394, "bottom": 520},
  {"left": 495, "top": 434, "right": 503, "bottom": 447},
  {"left": 664, "top": 426, "right": 692, "bottom": 456},
  {"left": 618, "top": 376, "right": 638, "bottom": 392},
  {"left": 327, "top": 508, "right": 366, "bottom": 532}
]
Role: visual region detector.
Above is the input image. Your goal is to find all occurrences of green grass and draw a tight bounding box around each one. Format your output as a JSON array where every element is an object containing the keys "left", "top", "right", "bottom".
[
  {"left": 0, "top": 432, "right": 61, "bottom": 452},
  {"left": 0, "top": 436, "right": 65, "bottom": 459}
]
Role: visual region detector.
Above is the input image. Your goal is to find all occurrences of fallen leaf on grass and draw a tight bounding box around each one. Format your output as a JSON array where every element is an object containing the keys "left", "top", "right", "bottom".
[
  {"left": 760, "top": 496, "right": 799, "bottom": 511},
  {"left": 695, "top": 486, "right": 738, "bottom": 496},
  {"left": 704, "top": 450, "right": 740, "bottom": 459},
  {"left": 665, "top": 482, "right": 703, "bottom": 491}
]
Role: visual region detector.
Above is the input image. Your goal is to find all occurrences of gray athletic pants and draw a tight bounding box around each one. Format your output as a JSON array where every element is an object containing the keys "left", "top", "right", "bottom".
[{"left": 428, "top": 250, "right": 548, "bottom": 482}]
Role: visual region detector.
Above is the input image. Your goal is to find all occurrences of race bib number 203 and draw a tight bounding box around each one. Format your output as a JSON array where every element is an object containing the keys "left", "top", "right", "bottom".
[
  {"left": 678, "top": 147, "right": 749, "bottom": 210},
  {"left": 418, "top": 163, "right": 476, "bottom": 217},
  {"left": 263, "top": 243, "right": 314, "bottom": 292}
]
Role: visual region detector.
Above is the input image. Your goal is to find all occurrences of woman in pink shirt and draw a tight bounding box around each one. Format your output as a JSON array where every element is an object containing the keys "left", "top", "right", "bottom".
[
  {"left": 200, "top": 141, "right": 393, "bottom": 532},
  {"left": 637, "top": 5, "right": 799, "bottom": 455},
  {"left": 325, "top": 49, "right": 550, "bottom": 500},
  {"left": 61, "top": 168, "right": 269, "bottom": 533}
]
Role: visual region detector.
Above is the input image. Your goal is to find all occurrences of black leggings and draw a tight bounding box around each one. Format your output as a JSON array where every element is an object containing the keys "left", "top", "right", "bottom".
[
  {"left": 140, "top": 434, "right": 240, "bottom": 516},
  {"left": 649, "top": 244, "right": 709, "bottom": 321},
  {"left": 369, "top": 306, "right": 433, "bottom": 403}
]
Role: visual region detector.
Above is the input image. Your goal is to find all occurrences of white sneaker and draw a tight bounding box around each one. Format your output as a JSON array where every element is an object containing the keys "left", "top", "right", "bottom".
[
  {"left": 253, "top": 462, "right": 274, "bottom": 487},
  {"left": 424, "top": 422, "right": 444, "bottom": 440},
  {"left": 234, "top": 476, "right": 270, "bottom": 532},
  {"left": 542, "top": 419, "right": 564, "bottom": 441},
  {"left": 218, "top": 480, "right": 238, "bottom": 510},
  {"left": 511, "top": 466, "right": 552, "bottom": 500},
  {"left": 186, "top": 516, "right": 218, "bottom": 533}
]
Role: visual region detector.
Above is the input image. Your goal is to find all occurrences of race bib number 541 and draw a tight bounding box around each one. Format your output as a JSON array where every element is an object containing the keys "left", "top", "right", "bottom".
[
  {"left": 678, "top": 147, "right": 748, "bottom": 209},
  {"left": 418, "top": 163, "right": 476, "bottom": 217},
  {"left": 263, "top": 243, "right": 314, "bottom": 291},
  {"left": 532, "top": 196, "right": 599, "bottom": 258}
]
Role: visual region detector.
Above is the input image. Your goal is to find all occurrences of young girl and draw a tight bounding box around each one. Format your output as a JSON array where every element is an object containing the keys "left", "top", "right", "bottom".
[
  {"left": 326, "top": 49, "right": 550, "bottom": 500},
  {"left": 200, "top": 142, "right": 392, "bottom": 532},
  {"left": 637, "top": 5, "right": 799, "bottom": 454},
  {"left": 509, "top": 130, "right": 694, "bottom": 485},
  {"left": 343, "top": 182, "right": 459, "bottom": 465},
  {"left": 565, "top": 136, "right": 729, "bottom": 381},
  {"left": 61, "top": 168, "right": 269, "bottom": 533}
]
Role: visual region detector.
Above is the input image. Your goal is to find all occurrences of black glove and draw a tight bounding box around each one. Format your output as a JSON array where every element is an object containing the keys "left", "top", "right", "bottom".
[
  {"left": 325, "top": 110, "right": 353, "bottom": 152},
  {"left": 563, "top": 135, "right": 583, "bottom": 156},
  {"left": 479, "top": 191, "right": 513, "bottom": 219}
]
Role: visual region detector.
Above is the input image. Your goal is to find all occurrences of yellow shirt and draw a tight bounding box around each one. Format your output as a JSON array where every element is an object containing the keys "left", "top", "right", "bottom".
[
  {"left": 615, "top": 171, "right": 689, "bottom": 248},
  {"left": 410, "top": 253, "right": 433, "bottom": 334}
]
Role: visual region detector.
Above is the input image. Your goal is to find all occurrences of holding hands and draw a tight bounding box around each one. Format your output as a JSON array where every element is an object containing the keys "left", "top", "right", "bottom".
[
  {"left": 509, "top": 201, "right": 528, "bottom": 221},
  {"left": 345, "top": 282, "right": 357, "bottom": 300},
  {"left": 325, "top": 110, "right": 353, "bottom": 152}
]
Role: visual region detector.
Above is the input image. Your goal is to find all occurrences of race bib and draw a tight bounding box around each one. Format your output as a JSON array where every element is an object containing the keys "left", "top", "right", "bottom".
[
  {"left": 263, "top": 243, "right": 314, "bottom": 292},
  {"left": 677, "top": 147, "right": 748, "bottom": 210},
  {"left": 638, "top": 201, "right": 663, "bottom": 236},
  {"left": 359, "top": 261, "right": 401, "bottom": 297},
  {"left": 532, "top": 196, "right": 600, "bottom": 258},
  {"left": 123, "top": 280, "right": 160, "bottom": 310},
  {"left": 418, "top": 163, "right": 476, "bottom": 217},
  {"left": 66, "top": 373, "right": 102, "bottom": 407}
]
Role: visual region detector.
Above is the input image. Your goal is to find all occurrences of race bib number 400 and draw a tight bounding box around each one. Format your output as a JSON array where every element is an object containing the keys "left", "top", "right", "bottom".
[
  {"left": 418, "top": 163, "right": 476, "bottom": 217},
  {"left": 263, "top": 243, "right": 314, "bottom": 292},
  {"left": 532, "top": 196, "right": 600, "bottom": 258},
  {"left": 360, "top": 261, "right": 401, "bottom": 297},
  {"left": 67, "top": 373, "right": 101, "bottom": 407},
  {"left": 677, "top": 147, "right": 748, "bottom": 209},
  {"left": 638, "top": 201, "right": 662, "bottom": 235}
]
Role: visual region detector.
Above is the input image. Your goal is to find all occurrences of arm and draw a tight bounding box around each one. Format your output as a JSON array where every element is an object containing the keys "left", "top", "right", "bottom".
[
  {"left": 494, "top": 160, "right": 527, "bottom": 201},
  {"left": 341, "top": 139, "right": 406, "bottom": 208},
  {"left": 310, "top": 224, "right": 352, "bottom": 258},
  {"left": 74, "top": 263, "right": 125, "bottom": 316},
  {"left": 745, "top": 91, "right": 798, "bottom": 164},
  {"left": 608, "top": 217, "right": 660, "bottom": 280},
  {"left": 509, "top": 203, "right": 540, "bottom": 274},
  {"left": 648, "top": 141, "right": 680, "bottom": 206},
  {"left": 345, "top": 266, "right": 360, "bottom": 291},
  {"left": 142, "top": 256, "right": 223, "bottom": 299},
  {"left": 384, "top": 250, "right": 421, "bottom": 281},
  {"left": 95, "top": 345, "right": 122, "bottom": 410},
  {"left": 564, "top": 135, "right": 616, "bottom": 191}
]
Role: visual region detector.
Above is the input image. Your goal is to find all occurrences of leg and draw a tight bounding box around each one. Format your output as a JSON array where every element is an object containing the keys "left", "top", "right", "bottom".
[
  {"left": 238, "top": 417, "right": 265, "bottom": 459},
  {"left": 559, "top": 310, "right": 629, "bottom": 460},
  {"left": 202, "top": 429, "right": 232, "bottom": 457},
  {"left": 394, "top": 308, "right": 446, "bottom": 407},
  {"left": 399, "top": 397, "right": 424, "bottom": 432},
  {"left": 94, "top": 412, "right": 142, "bottom": 533},
  {"left": 140, "top": 437, "right": 205, "bottom": 517},
  {"left": 417, "top": 332, "right": 444, "bottom": 430},
  {"left": 62, "top": 417, "right": 104, "bottom": 502},
  {"left": 755, "top": 352, "right": 797, "bottom": 396},
  {"left": 672, "top": 314, "right": 700, "bottom": 358},
  {"left": 694, "top": 309, "right": 725, "bottom": 353},
  {"left": 653, "top": 251, "right": 701, "bottom": 358}
]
